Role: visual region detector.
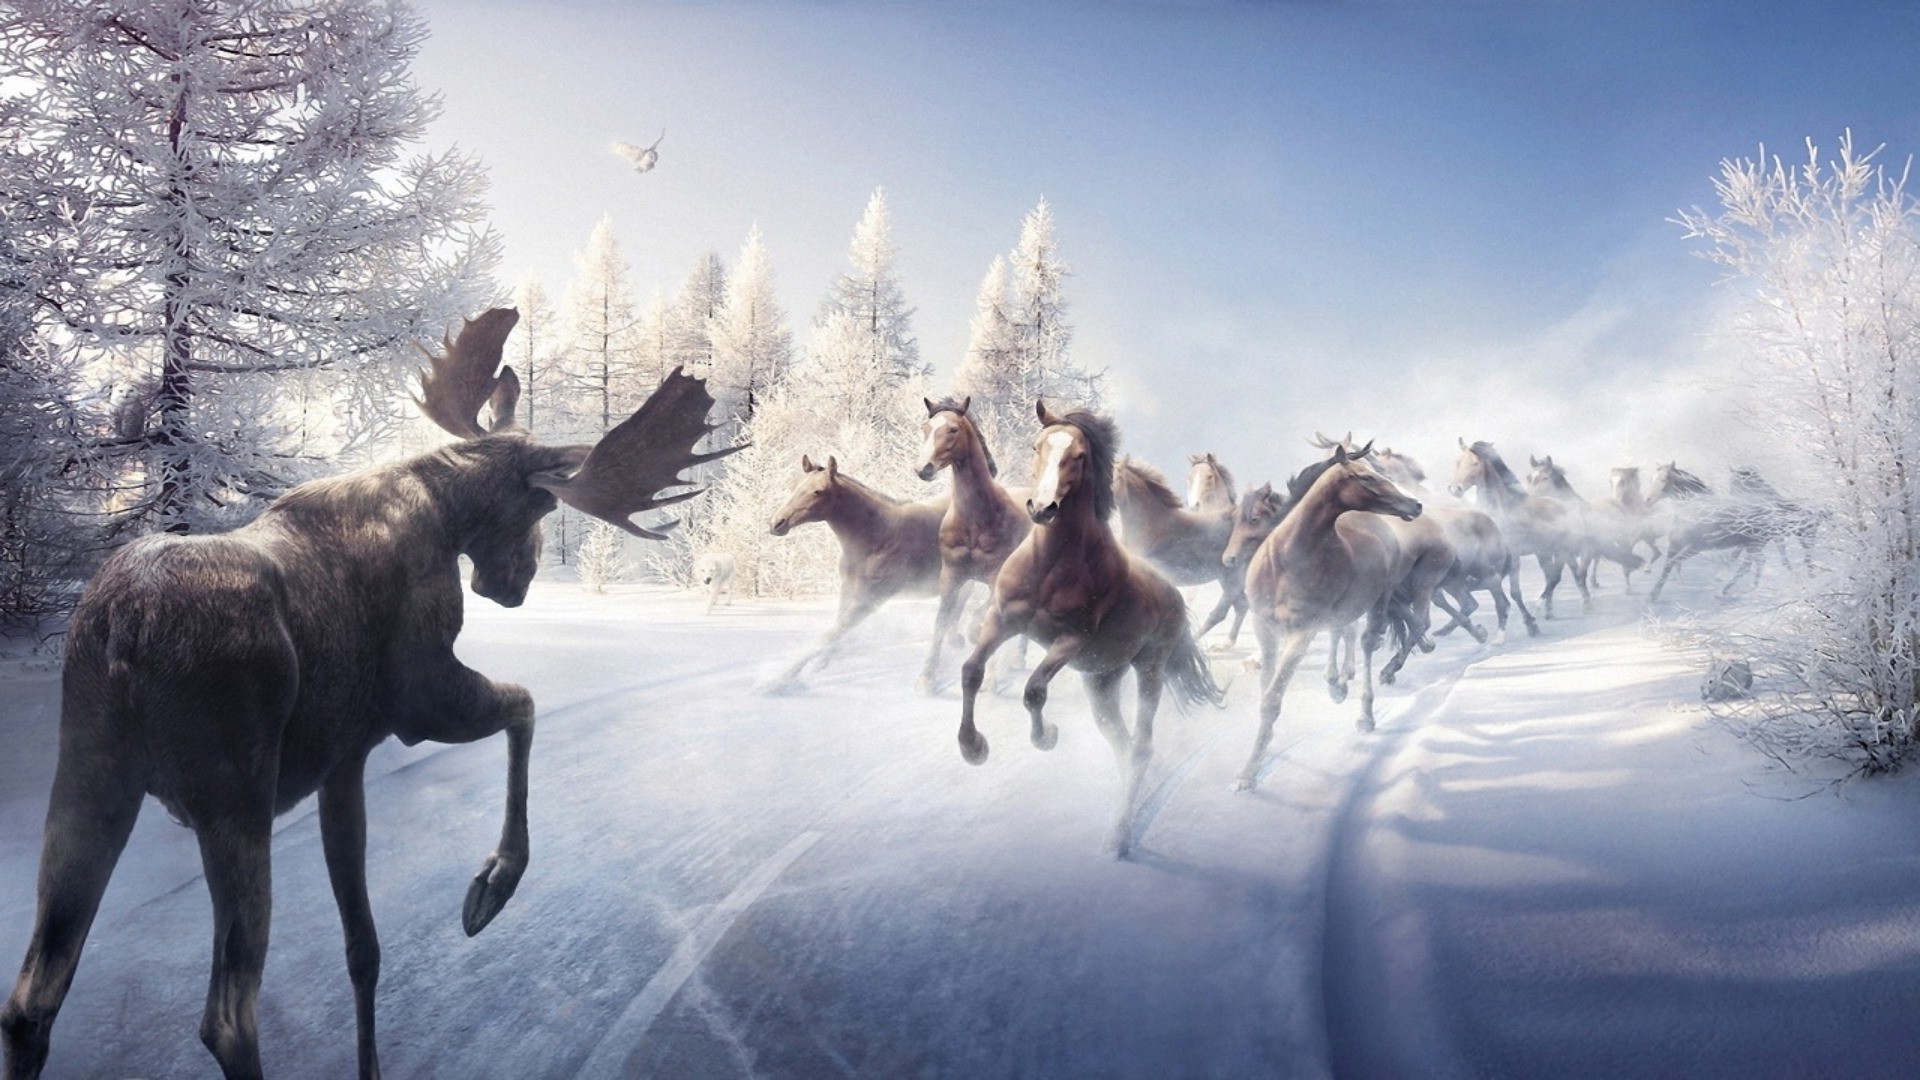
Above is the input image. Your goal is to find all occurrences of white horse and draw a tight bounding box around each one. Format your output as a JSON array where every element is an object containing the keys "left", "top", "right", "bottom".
[{"left": 693, "top": 551, "right": 735, "bottom": 613}]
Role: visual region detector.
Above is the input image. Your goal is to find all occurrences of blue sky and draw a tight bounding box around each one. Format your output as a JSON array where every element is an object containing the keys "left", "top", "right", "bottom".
[{"left": 410, "top": 0, "right": 1920, "bottom": 486}]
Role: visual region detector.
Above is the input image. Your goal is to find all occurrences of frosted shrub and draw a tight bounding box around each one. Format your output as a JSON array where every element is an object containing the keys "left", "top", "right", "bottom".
[
  {"left": 576, "top": 521, "right": 629, "bottom": 594},
  {"left": 1676, "top": 133, "right": 1920, "bottom": 770}
]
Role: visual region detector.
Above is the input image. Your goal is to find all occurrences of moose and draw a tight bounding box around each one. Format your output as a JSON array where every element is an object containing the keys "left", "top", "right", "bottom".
[{"left": 1, "top": 309, "right": 736, "bottom": 1079}]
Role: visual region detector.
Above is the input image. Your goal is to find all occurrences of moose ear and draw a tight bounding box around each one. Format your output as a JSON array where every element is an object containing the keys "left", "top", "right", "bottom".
[
  {"left": 825, "top": 456, "right": 838, "bottom": 480},
  {"left": 924, "top": 397, "right": 938, "bottom": 417},
  {"left": 801, "top": 454, "right": 818, "bottom": 472}
]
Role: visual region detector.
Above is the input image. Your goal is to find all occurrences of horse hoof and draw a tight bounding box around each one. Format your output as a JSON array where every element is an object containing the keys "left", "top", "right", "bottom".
[
  {"left": 1468, "top": 623, "right": 1489, "bottom": 644},
  {"left": 1492, "top": 629, "right": 1507, "bottom": 646},
  {"left": 462, "top": 850, "right": 527, "bottom": 937},
  {"left": 1355, "top": 716, "right": 1376, "bottom": 734},
  {"left": 1327, "top": 681, "right": 1348, "bottom": 704},
  {"left": 916, "top": 673, "right": 938, "bottom": 696},
  {"left": 959, "top": 731, "right": 989, "bottom": 765},
  {"left": 1231, "top": 775, "right": 1257, "bottom": 793},
  {"left": 1032, "top": 723, "right": 1059, "bottom": 751},
  {"left": 1418, "top": 636, "right": 1436, "bottom": 653},
  {"left": 1525, "top": 621, "right": 1541, "bottom": 637},
  {"left": 1380, "top": 670, "right": 1397, "bottom": 686}
]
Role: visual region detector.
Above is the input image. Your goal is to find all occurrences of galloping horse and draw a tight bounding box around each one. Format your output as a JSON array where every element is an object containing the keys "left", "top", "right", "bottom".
[
  {"left": 1451, "top": 440, "right": 1589, "bottom": 618},
  {"left": 1229, "top": 445, "right": 1424, "bottom": 790},
  {"left": 768, "top": 455, "right": 947, "bottom": 684},
  {"left": 1608, "top": 467, "right": 1666, "bottom": 570},
  {"left": 916, "top": 397, "right": 1032, "bottom": 692},
  {"left": 1291, "top": 442, "right": 1459, "bottom": 682},
  {"left": 955, "top": 403, "right": 1223, "bottom": 856},
  {"left": 1645, "top": 463, "right": 1770, "bottom": 602},
  {"left": 1367, "top": 445, "right": 1533, "bottom": 641},
  {"left": 1526, "top": 455, "right": 1645, "bottom": 591},
  {"left": 1185, "top": 452, "right": 1238, "bottom": 512},
  {"left": 1729, "top": 465, "right": 1820, "bottom": 571},
  {"left": 1112, "top": 457, "right": 1249, "bottom": 645}
]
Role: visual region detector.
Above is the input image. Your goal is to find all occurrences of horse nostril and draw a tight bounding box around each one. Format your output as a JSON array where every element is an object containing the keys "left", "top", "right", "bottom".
[{"left": 1026, "top": 499, "right": 1036, "bottom": 514}]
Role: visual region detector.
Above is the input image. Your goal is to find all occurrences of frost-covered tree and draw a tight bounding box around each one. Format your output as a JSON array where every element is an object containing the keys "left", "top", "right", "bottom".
[
  {"left": 506, "top": 275, "right": 561, "bottom": 436},
  {"left": 0, "top": 1, "right": 499, "bottom": 534},
  {"left": 820, "top": 188, "right": 924, "bottom": 383},
  {"left": 575, "top": 519, "right": 629, "bottom": 594},
  {"left": 556, "top": 215, "right": 645, "bottom": 438},
  {"left": 666, "top": 250, "right": 726, "bottom": 377},
  {"left": 1675, "top": 133, "right": 1920, "bottom": 770},
  {"left": 709, "top": 226, "right": 793, "bottom": 428},
  {"left": 951, "top": 200, "right": 1101, "bottom": 477},
  {"left": 633, "top": 290, "right": 673, "bottom": 391}
]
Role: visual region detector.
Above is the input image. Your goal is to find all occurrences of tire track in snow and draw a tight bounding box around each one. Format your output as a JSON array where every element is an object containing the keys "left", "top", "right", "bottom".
[{"left": 578, "top": 830, "right": 825, "bottom": 1075}]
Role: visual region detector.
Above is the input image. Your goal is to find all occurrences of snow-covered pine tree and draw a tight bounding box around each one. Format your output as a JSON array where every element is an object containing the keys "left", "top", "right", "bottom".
[
  {"left": 506, "top": 276, "right": 562, "bottom": 436},
  {"left": 0, "top": 1, "right": 499, "bottom": 535},
  {"left": 709, "top": 226, "right": 795, "bottom": 432},
  {"left": 575, "top": 519, "right": 629, "bottom": 594},
  {"left": 667, "top": 251, "right": 727, "bottom": 378},
  {"left": 952, "top": 200, "right": 1101, "bottom": 477},
  {"left": 633, "top": 290, "right": 674, "bottom": 393},
  {"left": 556, "top": 215, "right": 645, "bottom": 437},
  {"left": 820, "top": 188, "right": 925, "bottom": 384}
]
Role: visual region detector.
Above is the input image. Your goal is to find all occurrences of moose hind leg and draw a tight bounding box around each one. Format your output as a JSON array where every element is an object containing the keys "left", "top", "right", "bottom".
[
  {"left": 196, "top": 811, "right": 275, "bottom": 1080},
  {"left": 2, "top": 745, "right": 145, "bottom": 1079},
  {"left": 320, "top": 763, "right": 383, "bottom": 1080}
]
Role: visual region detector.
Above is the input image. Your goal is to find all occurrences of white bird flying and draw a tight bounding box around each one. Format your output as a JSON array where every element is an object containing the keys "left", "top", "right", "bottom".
[{"left": 611, "top": 131, "right": 664, "bottom": 174}]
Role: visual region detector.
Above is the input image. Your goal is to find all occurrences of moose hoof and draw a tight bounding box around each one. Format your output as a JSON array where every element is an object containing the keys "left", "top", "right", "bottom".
[
  {"left": 462, "top": 851, "right": 526, "bottom": 937},
  {"left": 959, "top": 730, "right": 989, "bottom": 765},
  {"left": 1032, "top": 723, "right": 1059, "bottom": 751},
  {"left": 1327, "top": 680, "right": 1348, "bottom": 704}
]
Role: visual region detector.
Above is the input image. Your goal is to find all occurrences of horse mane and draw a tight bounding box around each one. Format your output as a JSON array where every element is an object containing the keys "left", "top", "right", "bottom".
[
  {"left": 1054, "top": 409, "right": 1119, "bottom": 520},
  {"left": 1469, "top": 441, "right": 1525, "bottom": 495},
  {"left": 1117, "top": 457, "right": 1185, "bottom": 510},
  {"left": 1658, "top": 465, "right": 1713, "bottom": 498},
  {"left": 1729, "top": 465, "right": 1781, "bottom": 499},
  {"left": 927, "top": 397, "right": 998, "bottom": 478},
  {"left": 1203, "top": 457, "right": 1238, "bottom": 503}
]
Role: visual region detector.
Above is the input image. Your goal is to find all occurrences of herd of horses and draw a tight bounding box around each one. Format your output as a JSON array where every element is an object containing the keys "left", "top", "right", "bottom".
[
  {"left": 3, "top": 305, "right": 1819, "bottom": 1078},
  {"left": 766, "top": 398, "right": 1823, "bottom": 837}
]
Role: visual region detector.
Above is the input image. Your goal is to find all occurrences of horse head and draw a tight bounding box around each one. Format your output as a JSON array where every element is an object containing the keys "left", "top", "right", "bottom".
[
  {"left": 1028, "top": 400, "right": 1116, "bottom": 526},
  {"left": 769, "top": 454, "right": 839, "bottom": 536},
  {"left": 1222, "top": 482, "right": 1285, "bottom": 568},
  {"left": 919, "top": 396, "right": 995, "bottom": 480},
  {"left": 1328, "top": 448, "right": 1421, "bottom": 521}
]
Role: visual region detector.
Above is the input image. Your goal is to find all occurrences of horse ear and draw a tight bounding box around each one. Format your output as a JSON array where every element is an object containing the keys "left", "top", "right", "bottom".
[
  {"left": 1190, "top": 453, "right": 1204, "bottom": 465},
  {"left": 1206, "top": 452, "right": 1218, "bottom": 465},
  {"left": 1332, "top": 445, "right": 1350, "bottom": 464},
  {"left": 801, "top": 454, "right": 818, "bottom": 472},
  {"left": 1354, "top": 439, "right": 1374, "bottom": 459},
  {"left": 1458, "top": 437, "right": 1468, "bottom": 450},
  {"left": 924, "top": 397, "right": 938, "bottom": 417},
  {"left": 1036, "top": 400, "right": 1059, "bottom": 427},
  {"left": 1529, "top": 455, "right": 1541, "bottom": 467},
  {"left": 825, "top": 456, "right": 838, "bottom": 480},
  {"left": 959, "top": 396, "right": 971, "bottom": 414}
]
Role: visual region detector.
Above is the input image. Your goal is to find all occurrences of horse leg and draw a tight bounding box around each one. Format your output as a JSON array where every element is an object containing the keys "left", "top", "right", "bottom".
[
  {"left": 1505, "top": 560, "right": 1539, "bottom": 636},
  {"left": 1325, "top": 621, "right": 1353, "bottom": 703},
  {"left": 1195, "top": 581, "right": 1239, "bottom": 644},
  {"left": 319, "top": 761, "right": 383, "bottom": 1080},
  {"left": 2, "top": 726, "right": 145, "bottom": 1079},
  {"left": 957, "top": 608, "right": 1021, "bottom": 765},
  {"left": 1358, "top": 603, "right": 1386, "bottom": 732},
  {"left": 1083, "top": 669, "right": 1134, "bottom": 855},
  {"left": 1572, "top": 549, "right": 1595, "bottom": 613},
  {"left": 917, "top": 575, "right": 968, "bottom": 695},
  {"left": 1226, "top": 591, "right": 1249, "bottom": 647},
  {"left": 1380, "top": 594, "right": 1422, "bottom": 685},
  {"left": 1648, "top": 544, "right": 1688, "bottom": 602},
  {"left": 1536, "top": 553, "right": 1562, "bottom": 620},
  {"left": 1236, "top": 624, "right": 1312, "bottom": 791},
  {"left": 1113, "top": 662, "right": 1165, "bottom": 858},
  {"left": 1443, "top": 578, "right": 1487, "bottom": 643},
  {"left": 777, "top": 586, "right": 881, "bottom": 686},
  {"left": 1023, "top": 635, "right": 1085, "bottom": 751}
]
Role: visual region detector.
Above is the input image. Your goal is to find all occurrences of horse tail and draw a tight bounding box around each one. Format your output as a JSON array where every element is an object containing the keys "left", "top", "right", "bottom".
[{"left": 1165, "top": 626, "right": 1228, "bottom": 711}]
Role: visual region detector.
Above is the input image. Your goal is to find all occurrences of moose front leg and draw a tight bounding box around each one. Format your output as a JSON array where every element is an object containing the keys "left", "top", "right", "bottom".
[{"left": 392, "top": 658, "right": 535, "bottom": 937}]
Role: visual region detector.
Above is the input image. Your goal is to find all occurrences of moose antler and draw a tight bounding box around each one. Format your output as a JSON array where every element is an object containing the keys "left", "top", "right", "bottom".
[
  {"left": 533, "top": 367, "right": 743, "bottom": 540},
  {"left": 416, "top": 308, "right": 523, "bottom": 438}
]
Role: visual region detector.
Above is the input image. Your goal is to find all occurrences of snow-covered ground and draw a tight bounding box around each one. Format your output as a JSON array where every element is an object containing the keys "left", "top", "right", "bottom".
[{"left": 4, "top": 566, "right": 1920, "bottom": 1077}]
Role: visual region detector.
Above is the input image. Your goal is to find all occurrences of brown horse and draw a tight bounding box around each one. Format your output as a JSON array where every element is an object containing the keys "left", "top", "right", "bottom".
[
  {"left": 1231, "top": 446, "right": 1423, "bottom": 790},
  {"left": 1450, "top": 439, "right": 1589, "bottom": 619},
  {"left": 767, "top": 455, "right": 949, "bottom": 684},
  {"left": 955, "top": 403, "right": 1223, "bottom": 856},
  {"left": 1111, "top": 457, "right": 1249, "bottom": 645},
  {"left": 1526, "top": 455, "right": 1646, "bottom": 591},
  {"left": 916, "top": 397, "right": 1032, "bottom": 693},
  {"left": 1185, "top": 452, "right": 1238, "bottom": 512}
]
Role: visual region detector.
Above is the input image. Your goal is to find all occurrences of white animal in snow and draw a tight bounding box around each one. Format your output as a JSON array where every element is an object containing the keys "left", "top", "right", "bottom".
[
  {"left": 694, "top": 551, "right": 735, "bottom": 613},
  {"left": 611, "top": 131, "right": 664, "bottom": 174}
]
